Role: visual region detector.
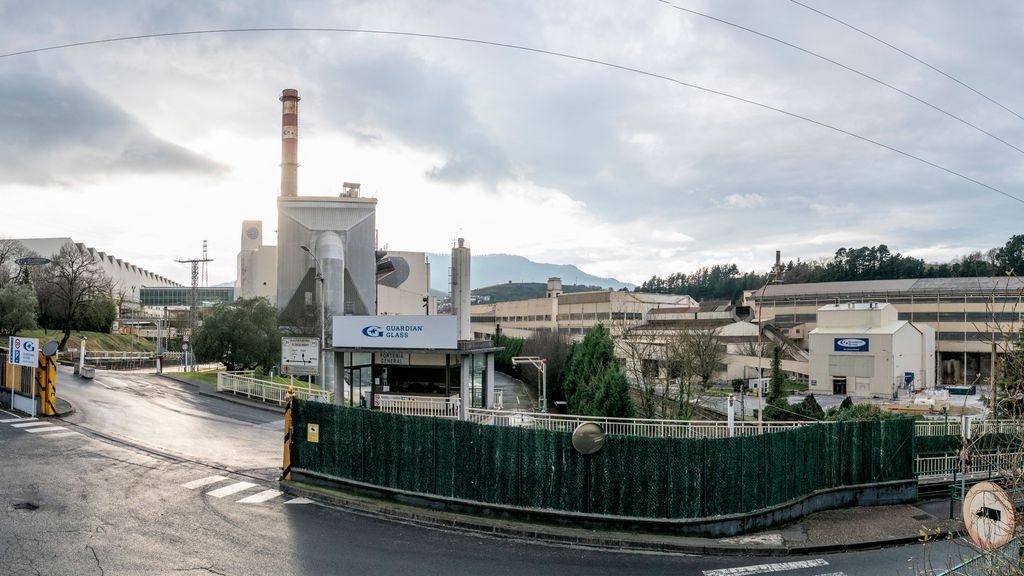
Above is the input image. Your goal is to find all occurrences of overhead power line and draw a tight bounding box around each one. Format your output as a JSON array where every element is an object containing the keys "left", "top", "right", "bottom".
[
  {"left": 654, "top": 0, "right": 1024, "bottom": 157},
  {"left": 789, "top": 0, "right": 1024, "bottom": 124},
  {"left": 1, "top": 27, "right": 1021, "bottom": 205}
]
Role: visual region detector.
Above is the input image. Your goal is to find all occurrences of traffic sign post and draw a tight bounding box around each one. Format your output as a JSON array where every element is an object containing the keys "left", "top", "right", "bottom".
[
  {"left": 281, "top": 338, "right": 320, "bottom": 378},
  {"left": 7, "top": 337, "right": 40, "bottom": 414}
]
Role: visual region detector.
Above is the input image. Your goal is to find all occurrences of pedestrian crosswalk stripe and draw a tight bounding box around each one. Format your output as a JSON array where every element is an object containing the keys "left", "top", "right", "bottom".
[
  {"left": 703, "top": 559, "right": 829, "bottom": 576},
  {"left": 182, "top": 475, "right": 229, "bottom": 489},
  {"left": 284, "top": 498, "right": 313, "bottom": 505},
  {"left": 24, "top": 426, "right": 65, "bottom": 434},
  {"left": 207, "top": 482, "right": 257, "bottom": 498},
  {"left": 236, "top": 489, "right": 282, "bottom": 504},
  {"left": 0, "top": 417, "right": 35, "bottom": 423},
  {"left": 10, "top": 421, "right": 53, "bottom": 428},
  {"left": 41, "top": 431, "right": 80, "bottom": 438}
]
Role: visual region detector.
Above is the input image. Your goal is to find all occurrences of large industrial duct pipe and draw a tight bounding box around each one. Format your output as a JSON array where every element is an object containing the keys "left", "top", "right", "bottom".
[
  {"left": 280, "top": 89, "right": 299, "bottom": 197},
  {"left": 315, "top": 231, "right": 345, "bottom": 402}
]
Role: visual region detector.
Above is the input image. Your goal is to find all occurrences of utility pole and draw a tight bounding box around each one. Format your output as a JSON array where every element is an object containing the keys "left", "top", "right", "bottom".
[{"left": 176, "top": 252, "right": 213, "bottom": 371}]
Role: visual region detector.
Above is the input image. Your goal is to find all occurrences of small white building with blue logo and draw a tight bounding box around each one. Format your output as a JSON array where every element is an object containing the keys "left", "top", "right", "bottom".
[{"left": 808, "top": 302, "right": 935, "bottom": 397}]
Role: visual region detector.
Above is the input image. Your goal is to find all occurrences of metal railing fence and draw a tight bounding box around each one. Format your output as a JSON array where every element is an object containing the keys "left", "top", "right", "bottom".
[
  {"left": 936, "top": 537, "right": 1020, "bottom": 575},
  {"left": 217, "top": 371, "right": 333, "bottom": 405},
  {"left": 916, "top": 419, "right": 1024, "bottom": 438},
  {"left": 465, "top": 408, "right": 810, "bottom": 438},
  {"left": 376, "top": 394, "right": 460, "bottom": 418},
  {"left": 916, "top": 451, "right": 1024, "bottom": 479}
]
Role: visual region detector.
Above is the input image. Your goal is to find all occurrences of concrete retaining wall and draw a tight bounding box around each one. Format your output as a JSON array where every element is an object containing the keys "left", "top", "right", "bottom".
[{"left": 291, "top": 468, "right": 917, "bottom": 537}]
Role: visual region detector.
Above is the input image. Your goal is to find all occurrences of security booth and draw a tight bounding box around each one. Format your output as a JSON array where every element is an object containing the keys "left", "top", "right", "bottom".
[{"left": 330, "top": 315, "right": 501, "bottom": 418}]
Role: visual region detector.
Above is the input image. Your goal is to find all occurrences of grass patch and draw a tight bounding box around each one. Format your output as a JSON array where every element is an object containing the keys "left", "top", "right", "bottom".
[
  {"left": 784, "top": 381, "right": 809, "bottom": 393},
  {"left": 180, "top": 370, "right": 220, "bottom": 387},
  {"left": 13, "top": 329, "right": 157, "bottom": 353}
]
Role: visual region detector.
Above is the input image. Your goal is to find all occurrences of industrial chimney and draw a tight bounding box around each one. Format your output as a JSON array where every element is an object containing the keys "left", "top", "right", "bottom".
[
  {"left": 451, "top": 238, "right": 472, "bottom": 341},
  {"left": 280, "top": 89, "right": 300, "bottom": 197},
  {"left": 775, "top": 250, "right": 782, "bottom": 284}
]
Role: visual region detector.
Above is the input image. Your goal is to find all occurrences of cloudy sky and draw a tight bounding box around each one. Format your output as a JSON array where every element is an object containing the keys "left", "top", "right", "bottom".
[{"left": 2, "top": 1, "right": 1023, "bottom": 286}]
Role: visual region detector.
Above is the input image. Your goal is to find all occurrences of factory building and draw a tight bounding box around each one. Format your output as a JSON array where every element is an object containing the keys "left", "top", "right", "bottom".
[
  {"left": 10, "top": 237, "right": 179, "bottom": 306},
  {"left": 264, "top": 88, "right": 496, "bottom": 413},
  {"left": 236, "top": 221, "right": 277, "bottom": 305},
  {"left": 469, "top": 277, "right": 697, "bottom": 340},
  {"left": 745, "top": 277, "right": 1024, "bottom": 385},
  {"left": 807, "top": 302, "right": 936, "bottom": 397}
]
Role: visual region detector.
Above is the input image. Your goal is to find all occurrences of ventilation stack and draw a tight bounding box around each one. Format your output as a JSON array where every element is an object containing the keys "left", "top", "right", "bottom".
[
  {"left": 546, "top": 277, "right": 563, "bottom": 298},
  {"left": 451, "top": 238, "right": 472, "bottom": 340},
  {"left": 280, "top": 89, "right": 300, "bottom": 197}
]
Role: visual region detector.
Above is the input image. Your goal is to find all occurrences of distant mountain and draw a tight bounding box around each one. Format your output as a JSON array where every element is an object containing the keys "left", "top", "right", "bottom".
[{"left": 426, "top": 253, "right": 634, "bottom": 294}]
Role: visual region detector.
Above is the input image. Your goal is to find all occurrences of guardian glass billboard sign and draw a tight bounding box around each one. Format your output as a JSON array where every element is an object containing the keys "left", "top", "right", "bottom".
[
  {"left": 834, "top": 337, "right": 869, "bottom": 352},
  {"left": 332, "top": 316, "right": 458, "bottom": 349}
]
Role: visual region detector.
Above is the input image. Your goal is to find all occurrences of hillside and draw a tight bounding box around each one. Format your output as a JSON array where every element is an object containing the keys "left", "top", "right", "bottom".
[
  {"left": 427, "top": 253, "right": 633, "bottom": 294},
  {"left": 472, "top": 282, "right": 611, "bottom": 303}
]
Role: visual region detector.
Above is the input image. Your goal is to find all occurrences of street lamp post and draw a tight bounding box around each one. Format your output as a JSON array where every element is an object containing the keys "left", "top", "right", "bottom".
[
  {"left": 512, "top": 356, "right": 547, "bottom": 413},
  {"left": 755, "top": 277, "right": 774, "bottom": 430},
  {"left": 301, "top": 246, "right": 326, "bottom": 388}
]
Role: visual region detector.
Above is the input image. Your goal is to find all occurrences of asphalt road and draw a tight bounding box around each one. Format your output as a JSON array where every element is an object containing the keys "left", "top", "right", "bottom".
[{"left": 0, "top": 368, "right": 981, "bottom": 575}]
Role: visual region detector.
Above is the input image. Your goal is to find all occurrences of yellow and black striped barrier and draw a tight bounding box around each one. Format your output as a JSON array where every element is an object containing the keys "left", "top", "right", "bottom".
[
  {"left": 35, "top": 352, "right": 57, "bottom": 416},
  {"left": 280, "top": 386, "right": 295, "bottom": 481}
]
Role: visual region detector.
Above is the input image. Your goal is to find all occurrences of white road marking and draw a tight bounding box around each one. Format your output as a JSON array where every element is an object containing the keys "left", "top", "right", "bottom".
[
  {"left": 181, "top": 475, "right": 229, "bottom": 489},
  {"left": 40, "top": 431, "right": 81, "bottom": 438},
  {"left": 812, "top": 572, "right": 846, "bottom": 576},
  {"left": 236, "top": 489, "right": 282, "bottom": 504},
  {"left": 24, "top": 426, "right": 66, "bottom": 434},
  {"left": 206, "top": 482, "right": 257, "bottom": 498},
  {"left": 0, "top": 417, "right": 33, "bottom": 423},
  {"left": 703, "top": 559, "right": 829, "bottom": 576},
  {"left": 11, "top": 421, "right": 54, "bottom": 428},
  {"left": 284, "top": 498, "right": 313, "bottom": 505}
]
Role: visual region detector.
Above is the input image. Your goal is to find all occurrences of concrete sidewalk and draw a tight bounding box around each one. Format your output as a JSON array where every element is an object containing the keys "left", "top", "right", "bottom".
[{"left": 281, "top": 479, "right": 963, "bottom": 556}]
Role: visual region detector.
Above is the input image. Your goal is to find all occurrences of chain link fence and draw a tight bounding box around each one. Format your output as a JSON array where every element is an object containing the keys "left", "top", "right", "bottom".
[{"left": 291, "top": 400, "right": 914, "bottom": 519}]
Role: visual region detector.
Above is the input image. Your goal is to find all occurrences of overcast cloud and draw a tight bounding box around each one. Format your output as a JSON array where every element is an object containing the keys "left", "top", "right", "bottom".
[{"left": 1, "top": 0, "right": 1023, "bottom": 286}]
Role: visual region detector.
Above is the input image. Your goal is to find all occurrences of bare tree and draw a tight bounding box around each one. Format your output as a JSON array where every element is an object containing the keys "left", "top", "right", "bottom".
[
  {"left": 615, "top": 324, "right": 670, "bottom": 418},
  {"left": 34, "top": 243, "right": 113, "bottom": 350},
  {"left": 664, "top": 326, "right": 725, "bottom": 420},
  {"left": 0, "top": 239, "right": 28, "bottom": 287}
]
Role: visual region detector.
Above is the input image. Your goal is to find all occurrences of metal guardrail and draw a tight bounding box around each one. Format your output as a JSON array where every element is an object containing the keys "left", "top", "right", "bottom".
[
  {"left": 216, "top": 371, "right": 332, "bottom": 406},
  {"left": 465, "top": 408, "right": 809, "bottom": 437},
  {"left": 915, "top": 419, "right": 1024, "bottom": 437},
  {"left": 376, "top": 394, "right": 460, "bottom": 418},
  {"left": 916, "top": 452, "right": 1024, "bottom": 479},
  {"left": 936, "top": 537, "right": 1020, "bottom": 575}
]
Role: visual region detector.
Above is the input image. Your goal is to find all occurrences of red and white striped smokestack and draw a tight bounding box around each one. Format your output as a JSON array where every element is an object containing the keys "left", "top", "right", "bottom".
[{"left": 280, "top": 89, "right": 300, "bottom": 197}]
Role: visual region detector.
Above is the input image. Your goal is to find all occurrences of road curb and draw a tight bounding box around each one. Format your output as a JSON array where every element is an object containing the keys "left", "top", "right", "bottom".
[{"left": 280, "top": 480, "right": 944, "bottom": 556}]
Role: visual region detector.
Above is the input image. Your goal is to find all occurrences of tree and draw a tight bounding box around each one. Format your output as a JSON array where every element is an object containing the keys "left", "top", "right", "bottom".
[
  {"left": 521, "top": 330, "right": 572, "bottom": 403},
  {"left": 76, "top": 298, "right": 118, "bottom": 332},
  {"left": 762, "top": 345, "right": 791, "bottom": 420},
  {"left": 0, "top": 283, "right": 37, "bottom": 336},
  {"left": 663, "top": 326, "right": 725, "bottom": 420},
  {"left": 593, "top": 366, "right": 634, "bottom": 418},
  {"left": 492, "top": 334, "right": 525, "bottom": 377},
  {"left": 192, "top": 297, "right": 281, "bottom": 372},
  {"left": 0, "top": 239, "right": 28, "bottom": 287},
  {"left": 34, "top": 243, "right": 113, "bottom": 350},
  {"left": 996, "top": 235, "right": 1024, "bottom": 276},
  {"left": 562, "top": 324, "right": 633, "bottom": 417},
  {"left": 613, "top": 317, "right": 668, "bottom": 419}
]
